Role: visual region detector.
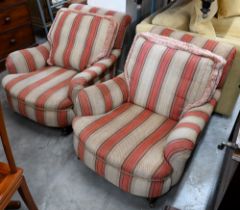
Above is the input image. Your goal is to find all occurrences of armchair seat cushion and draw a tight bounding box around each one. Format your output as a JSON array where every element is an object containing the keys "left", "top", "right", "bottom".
[
  {"left": 73, "top": 103, "right": 178, "bottom": 197},
  {"left": 2, "top": 66, "right": 77, "bottom": 127}
]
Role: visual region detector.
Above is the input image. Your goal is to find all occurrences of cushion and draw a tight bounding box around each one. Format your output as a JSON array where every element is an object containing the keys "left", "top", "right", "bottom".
[
  {"left": 73, "top": 103, "right": 177, "bottom": 198},
  {"left": 2, "top": 66, "right": 77, "bottom": 111},
  {"left": 124, "top": 32, "right": 226, "bottom": 120},
  {"left": 212, "top": 16, "right": 240, "bottom": 38},
  {"left": 189, "top": 0, "right": 218, "bottom": 37},
  {"left": 69, "top": 4, "right": 132, "bottom": 49},
  {"left": 47, "top": 8, "right": 118, "bottom": 71},
  {"left": 150, "top": 26, "right": 237, "bottom": 89},
  {"left": 218, "top": 0, "right": 240, "bottom": 18},
  {"left": 152, "top": 1, "right": 192, "bottom": 31}
]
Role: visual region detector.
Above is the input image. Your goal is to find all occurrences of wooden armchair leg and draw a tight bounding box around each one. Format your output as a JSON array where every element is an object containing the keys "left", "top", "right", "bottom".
[
  {"left": 18, "top": 177, "right": 38, "bottom": 210},
  {"left": 6, "top": 200, "right": 21, "bottom": 209}
]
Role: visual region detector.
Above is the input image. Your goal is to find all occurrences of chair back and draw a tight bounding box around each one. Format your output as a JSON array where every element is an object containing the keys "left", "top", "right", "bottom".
[
  {"left": 69, "top": 3, "right": 132, "bottom": 49},
  {"left": 125, "top": 33, "right": 226, "bottom": 120},
  {"left": 0, "top": 102, "right": 17, "bottom": 173},
  {"left": 150, "top": 26, "right": 237, "bottom": 88}
]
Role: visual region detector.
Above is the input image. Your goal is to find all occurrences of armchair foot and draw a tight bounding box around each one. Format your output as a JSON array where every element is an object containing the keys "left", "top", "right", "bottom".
[
  {"left": 147, "top": 198, "right": 158, "bottom": 208},
  {"left": 6, "top": 200, "right": 21, "bottom": 209},
  {"left": 61, "top": 126, "right": 73, "bottom": 136}
]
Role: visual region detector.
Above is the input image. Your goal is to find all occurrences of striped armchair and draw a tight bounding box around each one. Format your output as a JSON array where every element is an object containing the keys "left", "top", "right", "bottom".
[
  {"left": 72, "top": 33, "right": 236, "bottom": 200},
  {"left": 1, "top": 4, "right": 131, "bottom": 128}
]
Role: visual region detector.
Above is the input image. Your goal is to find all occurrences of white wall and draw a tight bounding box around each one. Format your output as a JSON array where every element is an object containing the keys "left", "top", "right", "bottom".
[
  {"left": 88, "top": 0, "right": 167, "bottom": 21},
  {"left": 88, "top": 0, "right": 127, "bottom": 13},
  {"left": 88, "top": 0, "right": 138, "bottom": 20}
]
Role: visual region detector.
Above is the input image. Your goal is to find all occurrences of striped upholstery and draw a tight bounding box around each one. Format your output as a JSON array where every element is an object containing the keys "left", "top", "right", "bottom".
[
  {"left": 48, "top": 8, "right": 118, "bottom": 71},
  {"left": 6, "top": 42, "right": 50, "bottom": 74},
  {"left": 125, "top": 33, "right": 226, "bottom": 120},
  {"left": 150, "top": 26, "right": 237, "bottom": 88},
  {"left": 69, "top": 49, "right": 121, "bottom": 101},
  {"left": 69, "top": 4, "right": 132, "bottom": 49},
  {"left": 164, "top": 90, "right": 221, "bottom": 186},
  {"left": 2, "top": 66, "right": 76, "bottom": 127},
  {"left": 73, "top": 103, "right": 177, "bottom": 198},
  {"left": 72, "top": 91, "right": 220, "bottom": 198},
  {"left": 72, "top": 33, "right": 230, "bottom": 198},
  {"left": 2, "top": 4, "right": 131, "bottom": 128},
  {"left": 74, "top": 73, "right": 128, "bottom": 116}
]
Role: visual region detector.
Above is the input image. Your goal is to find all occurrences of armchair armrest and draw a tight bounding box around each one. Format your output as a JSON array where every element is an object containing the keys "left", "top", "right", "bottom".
[
  {"left": 6, "top": 42, "right": 50, "bottom": 74},
  {"left": 163, "top": 90, "right": 221, "bottom": 185},
  {"left": 69, "top": 49, "right": 121, "bottom": 101},
  {"left": 73, "top": 73, "right": 129, "bottom": 116}
]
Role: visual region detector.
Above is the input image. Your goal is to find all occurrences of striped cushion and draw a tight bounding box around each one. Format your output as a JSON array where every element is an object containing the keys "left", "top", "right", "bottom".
[
  {"left": 2, "top": 66, "right": 77, "bottom": 126},
  {"left": 69, "top": 4, "right": 132, "bottom": 49},
  {"left": 125, "top": 33, "right": 226, "bottom": 120},
  {"left": 73, "top": 103, "right": 177, "bottom": 198},
  {"left": 150, "top": 26, "right": 237, "bottom": 88},
  {"left": 47, "top": 8, "right": 118, "bottom": 71}
]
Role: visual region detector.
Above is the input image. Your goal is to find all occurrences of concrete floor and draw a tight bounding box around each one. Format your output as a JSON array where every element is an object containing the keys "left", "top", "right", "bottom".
[{"left": 0, "top": 72, "right": 169, "bottom": 210}]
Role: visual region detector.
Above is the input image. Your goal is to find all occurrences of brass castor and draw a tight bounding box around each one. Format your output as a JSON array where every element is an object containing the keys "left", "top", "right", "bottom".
[
  {"left": 6, "top": 200, "right": 21, "bottom": 209},
  {"left": 147, "top": 198, "right": 158, "bottom": 208},
  {"left": 61, "top": 126, "right": 73, "bottom": 136}
]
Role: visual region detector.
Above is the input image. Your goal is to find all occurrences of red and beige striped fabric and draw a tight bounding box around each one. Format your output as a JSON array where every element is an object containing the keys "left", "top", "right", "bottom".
[
  {"left": 47, "top": 8, "right": 118, "bottom": 71},
  {"left": 2, "top": 5, "right": 130, "bottom": 128},
  {"left": 69, "top": 49, "right": 121, "bottom": 101},
  {"left": 2, "top": 66, "right": 76, "bottom": 127},
  {"left": 2, "top": 49, "right": 122, "bottom": 128},
  {"left": 69, "top": 3, "right": 132, "bottom": 49},
  {"left": 73, "top": 103, "right": 177, "bottom": 198},
  {"left": 164, "top": 90, "right": 221, "bottom": 186},
  {"left": 6, "top": 42, "right": 50, "bottom": 74},
  {"left": 150, "top": 26, "right": 237, "bottom": 88},
  {"left": 73, "top": 73, "right": 128, "bottom": 116},
  {"left": 72, "top": 32, "right": 233, "bottom": 198},
  {"left": 72, "top": 90, "right": 220, "bottom": 198},
  {"left": 125, "top": 33, "right": 226, "bottom": 120}
]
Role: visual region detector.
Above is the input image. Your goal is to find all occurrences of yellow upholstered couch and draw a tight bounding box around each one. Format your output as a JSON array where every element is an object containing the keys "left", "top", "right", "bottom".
[{"left": 137, "top": 0, "right": 240, "bottom": 116}]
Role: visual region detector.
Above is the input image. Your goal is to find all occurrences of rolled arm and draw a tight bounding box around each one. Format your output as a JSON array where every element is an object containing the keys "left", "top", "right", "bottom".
[
  {"left": 69, "top": 49, "right": 121, "bottom": 101},
  {"left": 163, "top": 90, "right": 221, "bottom": 185},
  {"left": 73, "top": 73, "right": 129, "bottom": 116},
  {"left": 6, "top": 41, "right": 50, "bottom": 74}
]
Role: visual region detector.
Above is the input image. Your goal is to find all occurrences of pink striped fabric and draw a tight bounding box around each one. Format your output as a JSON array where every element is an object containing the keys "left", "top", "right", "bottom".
[
  {"left": 69, "top": 4, "right": 132, "bottom": 49},
  {"left": 2, "top": 66, "right": 76, "bottom": 127},
  {"left": 72, "top": 33, "right": 224, "bottom": 198},
  {"left": 69, "top": 49, "right": 121, "bottom": 101},
  {"left": 150, "top": 26, "right": 237, "bottom": 88},
  {"left": 6, "top": 42, "right": 50, "bottom": 74},
  {"left": 72, "top": 90, "right": 220, "bottom": 198},
  {"left": 73, "top": 73, "right": 128, "bottom": 116},
  {"left": 125, "top": 33, "right": 226, "bottom": 120},
  {"left": 73, "top": 103, "right": 177, "bottom": 198},
  {"left": 47, "top": 8, "right": 118, "bottom": 71}
]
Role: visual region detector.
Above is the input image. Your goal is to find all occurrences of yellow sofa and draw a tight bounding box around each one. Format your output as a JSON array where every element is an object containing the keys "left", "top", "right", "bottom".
[{"left": 136, "top": 1, "right": 240, "bottom": 116}]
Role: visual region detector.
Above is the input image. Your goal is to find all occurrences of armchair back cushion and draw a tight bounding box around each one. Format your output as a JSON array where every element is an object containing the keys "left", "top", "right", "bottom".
[
  {"left": 149, "top": 26, "right": 237, "bottom": 88},
  {"left": 125, "top": 33, "right": 226, "bottom": 120},
  {"left": 47, "top": 8, "right": 118, "bottom": 71},
  {"left": 69, "top": 4, "right": 132, "bottom": 49}
]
